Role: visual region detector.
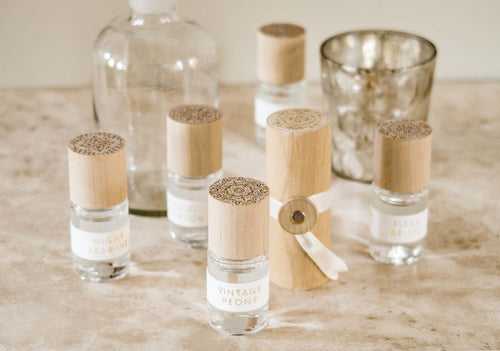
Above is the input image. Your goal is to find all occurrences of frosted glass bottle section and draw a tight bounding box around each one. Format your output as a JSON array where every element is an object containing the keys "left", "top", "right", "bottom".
[
  {"left": 71, "top": 200, "right": 130, "bottom": 282},
  {"left": 207, "top": 251, "right": 269, "bottom": 335},
  {"left": 369, "top": 184, "right": 428, "bottom": 265},
  {"left": 93, "top": 1, "right": 218, "bottom": 216},
  {"left": 167, "top": 171, "right": 222, "bottom": 248},
  {"left": 254, "top": 81, "right": 306, "bottom": 145}
]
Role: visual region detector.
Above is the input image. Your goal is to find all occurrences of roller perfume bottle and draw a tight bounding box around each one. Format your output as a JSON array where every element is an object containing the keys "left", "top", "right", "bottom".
[
  {"left": 254, "top": 23, "right": 306, "bottom": 145},
  {"left": 167, "top": 105, "right": 223, "bottom": 248},
  {"left": 207, "top": 177, "right": 270, "bottom": 335},
  {"left": 68, "top": 132, "right": 130, "bottom": 282},
  {"left": 370, "top": 119, "right": 432, "bottom": 265}
]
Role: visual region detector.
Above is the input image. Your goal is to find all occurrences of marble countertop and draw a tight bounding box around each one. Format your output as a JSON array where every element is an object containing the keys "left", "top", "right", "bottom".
[{"left": 0, "top": 84, "right": 499, "bottom": 350}]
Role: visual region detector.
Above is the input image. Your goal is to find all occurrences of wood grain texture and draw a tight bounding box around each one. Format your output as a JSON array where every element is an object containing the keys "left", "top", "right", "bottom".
[
  {"left": 374, "top": 119, "right": 432, "bottom": 193},
  {"left": 257, "top": 23, "right": 305, "bottom": 85},
  {"left": 266, "top": 108, "right": 331, "bottom": 290},
  {"left": 208, "top": 177, "right": 269, "bottom": 260},
  {"left": 167, "top": 105, "right": 222, "bottom": 177},
  {"left": 67, "top": 132, "right": 127, "bottom": 209}
]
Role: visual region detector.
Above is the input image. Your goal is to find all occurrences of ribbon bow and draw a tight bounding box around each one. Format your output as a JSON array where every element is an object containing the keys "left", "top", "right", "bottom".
[{"left": 270, "top": 189, "right": 348, "bottom": 280}]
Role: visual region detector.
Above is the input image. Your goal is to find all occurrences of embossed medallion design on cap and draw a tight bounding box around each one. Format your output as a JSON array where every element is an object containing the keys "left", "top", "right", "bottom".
[
  {"left": 69, "top": 132, "right": 125, "bottom": 156},
  {"left": 377, "top": 119, "right": 432, "bottom": 140},
  {"left": 260, "top": 23, "right": 305, "bottom": 38},
  {"left": 209, "top": 177, "right": 269, "bottom": 205},
  {"left": 169, "top": 104, "right": 222, "bottom": 125},
  {"left": 267, "top": 109, "right": 328, "bottom": 131}
]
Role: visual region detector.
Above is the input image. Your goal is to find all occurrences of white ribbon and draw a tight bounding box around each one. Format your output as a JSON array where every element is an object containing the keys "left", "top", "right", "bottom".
[{"left": 270, "top": 189, "right": 348, "bottom": 280}]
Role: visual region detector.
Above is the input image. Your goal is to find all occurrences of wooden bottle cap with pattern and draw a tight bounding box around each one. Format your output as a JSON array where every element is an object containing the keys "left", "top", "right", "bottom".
[
  {"left": 266, "top": 108, "right": 332, "bottom": 290},
  {"left": 374, "top": 119, "right": 432, "bottom": 193},
  {"left": 208, "top": 177, "right": 270, "bottom": 260},
  {"left": 68, "top": 132, "right": 127, "bottom": 209},
  {"left": 167, "top": 104, "right": 222, "bottom": 178},
  {"left": 257, "top": 23, "right": 306, "bottom": 85}
]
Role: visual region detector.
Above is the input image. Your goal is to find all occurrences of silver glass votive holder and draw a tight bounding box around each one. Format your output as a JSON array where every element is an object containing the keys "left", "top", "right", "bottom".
[{"left": 320, "top": 30, "right": 437, "bottom": 182}]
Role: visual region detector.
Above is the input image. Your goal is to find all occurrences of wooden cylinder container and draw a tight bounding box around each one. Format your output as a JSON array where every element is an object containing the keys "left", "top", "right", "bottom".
[
  {"left": 266, "top": 108, "right": 331, "bottom": 290},
  {"left": 68, "top": 132, "right": 127, "bottom": 209},
  {"left": 208, "top": 177, "right": 269, "bottom": 260},
  {"left": 167, "top": 104, "right": 222, "bottom": 177},
  {"left": 374, "top": 119, "right": 432, "bottom": 193},
  {"left": 257, "top": 23, "right": 305, "bottom": 85}
]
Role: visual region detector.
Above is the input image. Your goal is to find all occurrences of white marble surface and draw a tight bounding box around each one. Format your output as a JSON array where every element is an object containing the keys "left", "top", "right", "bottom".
[{"left": 0, "top": 84, "right": 499, "bottom": 350}]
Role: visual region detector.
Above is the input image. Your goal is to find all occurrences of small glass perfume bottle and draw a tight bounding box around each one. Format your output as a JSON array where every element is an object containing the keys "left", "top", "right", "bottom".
[
  {"left": 67, "top": 132, "right": 130, "bottom": 282},
  {"left": 254, "top": 23, "right": 306, "bottom": 145},
  {"left": 207, "top": 177, "right": 270, "bottom": 335},
  {"left": 167, "top": 105, "right": 223, "bottom": 248},
  {"left": 370, "top": 119, "right": 432, "bottom": 265}
]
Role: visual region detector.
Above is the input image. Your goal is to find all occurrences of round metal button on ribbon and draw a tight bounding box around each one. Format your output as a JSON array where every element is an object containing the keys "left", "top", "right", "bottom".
[{"left": 278, "top": 198, "right": 318, "bottom": 235}]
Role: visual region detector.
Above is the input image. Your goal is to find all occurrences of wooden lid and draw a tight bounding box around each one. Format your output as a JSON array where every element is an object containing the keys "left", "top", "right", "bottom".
[
  {"left": 266, "top": 108, "right": 331, "bottom": 199},
  {"left": 208, "top": 177, "right": 270, "bottom": 260},
  {"left": 257, "top": 23, "right": 305, "bottom": 85},
  {"left": 68, "top": 132, "right": 127, "bottom": 209},
  {"left": 167, "top": 104, "right": 222, "bottom": 177},
  {"left": 374, "top": 119, "right": 432, "bottom": 193}
]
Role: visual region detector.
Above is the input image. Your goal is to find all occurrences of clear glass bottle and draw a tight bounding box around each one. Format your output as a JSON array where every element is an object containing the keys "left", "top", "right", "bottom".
[
  {"left": 255, "top": 23, "right": 306, "bottom": 145},
  {"left": 168, "top": 170, "right": 222, "bottom": 247},
  {"left": 369, "top": 185, "right": 428, "bottom": 265},
  {"left": 71, "top": 200, "right": 130, "bottom": 282},
  {"left": 93, "top": 0, "right": 218, "bottom": 216},
  {"left": 207, "top": 251, "right": 269, "bottom": 335},
  {"left": 207, "top": 177, "right": 270, "bottom": 335},
  {"left": 254, "top": 81, "right": 306, "bottom": 145},
  {"left": 166, "top": 104, "right": 223, "bottom": 248},
  {"left": 369, "top": 119, "right": 432, "bottom": 265},
  {"left": 68, "top": 132, "right": 131, "bottom": 282}
]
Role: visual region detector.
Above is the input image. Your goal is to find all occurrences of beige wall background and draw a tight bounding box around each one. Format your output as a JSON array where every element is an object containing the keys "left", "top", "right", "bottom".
[{"left": 0, "top": 0, "right": 499, "bottom": 88}]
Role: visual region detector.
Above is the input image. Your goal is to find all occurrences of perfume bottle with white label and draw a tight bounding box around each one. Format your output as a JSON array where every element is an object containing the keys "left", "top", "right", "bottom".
[
  {"left": 207, "top": 177, "right": 270, "bottom": 335},
  {"left": 68, "top": 132, "right": 130, "bottom": 282},
  {"left": 254, "top": 23, "right": 306, "bottom": 145},
  {"left": 167, "top": 105, "right": 223, "bottom": 248},
  {"left": 370, "top": 119, "right": 432, "bottom": 265}
]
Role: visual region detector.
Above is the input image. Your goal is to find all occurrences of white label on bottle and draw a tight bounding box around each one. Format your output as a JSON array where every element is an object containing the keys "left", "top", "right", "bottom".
[
  {"left": 167, "top": 191, "right": 208, "bottom": 228},
  {"left": 206, "top": 271, "right": 269, "bottom": 313},
  {"left": 370, "top": 207, "right": 428, "bottom": 244},
  {"left": 254, "top": 97, "right": 298, "bottom": 128},
  {"left": 70, "top": 221, "right": 130, "bottom": 261}
]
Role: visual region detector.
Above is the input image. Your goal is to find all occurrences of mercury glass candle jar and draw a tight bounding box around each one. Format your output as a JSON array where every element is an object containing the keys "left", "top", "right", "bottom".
[{"left": 320, "top": 30, "right": 436, "bottom": 182}]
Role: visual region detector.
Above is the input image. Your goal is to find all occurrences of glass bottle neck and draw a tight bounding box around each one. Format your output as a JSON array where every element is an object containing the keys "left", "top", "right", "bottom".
[
  {"left": 372, "top": 183, "right": 428, "bottom": 206},
  {"left": 130, "top": 9, "right": 179, "bottom": 25},
  {"left": 258, "top": 80, "right": 306, "bottom": 96}
]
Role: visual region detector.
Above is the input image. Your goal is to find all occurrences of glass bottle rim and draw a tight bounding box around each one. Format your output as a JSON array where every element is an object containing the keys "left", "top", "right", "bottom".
[{"left": 320, "top": 29, "right": 437, "bottom": 74}]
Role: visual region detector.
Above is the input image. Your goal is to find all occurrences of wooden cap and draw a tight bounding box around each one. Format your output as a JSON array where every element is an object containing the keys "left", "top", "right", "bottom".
[
  {"left": 68, "top": 132, "right": 127, "bottom": 209},
  {"left": 266, "top": 108, "right": 331, "bottom": 200},
  {"left": 208, "top": 177, "right": 270, "bottom": 260},
  {"left": 257, "top": 23, "right": 305, "bottom": 85},
  {"left": 266, "top": 109, "right": 332, "bottom": 290},
  {"left": 167, "top": 105, "right": 222, "bottom": 177},
  {"left": 374, "top": 119, "right": 432, "bottom": 193}
]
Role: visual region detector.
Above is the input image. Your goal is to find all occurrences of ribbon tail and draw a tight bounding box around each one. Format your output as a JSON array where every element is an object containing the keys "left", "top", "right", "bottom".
[{"left": 295, "top": 232, "right": 348, "bottom": 281}]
